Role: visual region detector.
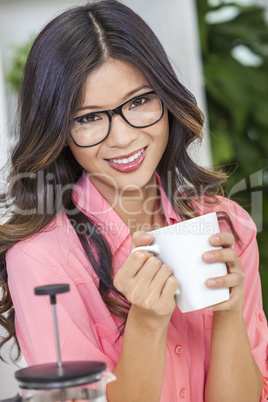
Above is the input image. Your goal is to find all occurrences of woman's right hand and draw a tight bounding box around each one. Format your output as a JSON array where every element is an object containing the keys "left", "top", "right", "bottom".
[{"left": 113, "top": 231, "right": 178, "bottom": 325}]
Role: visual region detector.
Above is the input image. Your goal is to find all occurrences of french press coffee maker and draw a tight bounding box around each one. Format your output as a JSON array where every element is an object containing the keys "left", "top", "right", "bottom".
[{"left": 3, "top": 284, "right": 115, "bottom": 402}]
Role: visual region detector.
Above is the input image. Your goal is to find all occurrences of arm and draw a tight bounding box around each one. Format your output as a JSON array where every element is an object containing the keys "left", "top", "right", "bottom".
[
  {"left": 207, "top": 308, "right": 263, "bottom": 402},
  {"left": 203, "top": 232, "right": 264, "bottom": 402},
  {"left": 107, "top": 232, "right": 178, "bottom": 402},
  {"left": 108, "top": 306, "right": 169, "bottom": 402}
]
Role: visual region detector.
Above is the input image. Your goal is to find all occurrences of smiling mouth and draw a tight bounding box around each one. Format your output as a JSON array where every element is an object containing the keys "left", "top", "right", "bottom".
[
  {"left": 105, "top": 146, "right": 148, "bottom": 173},
  {"left": 107, "top": 147, "right": 146, "bottom": 165}
]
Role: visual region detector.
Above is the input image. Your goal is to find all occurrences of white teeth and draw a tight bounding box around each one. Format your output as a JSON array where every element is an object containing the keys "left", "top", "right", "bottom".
[
  {"left": 110, "top": 148, "right": 145, "bottom": 165},
  {"left": 111, "top": 158, "right": 122, "bottom": 164}
]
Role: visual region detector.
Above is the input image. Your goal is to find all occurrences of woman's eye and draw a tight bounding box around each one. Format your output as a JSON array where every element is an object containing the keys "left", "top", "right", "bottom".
[
  {"left": 77, "top": 114, "right": 100, "bottom": 124},
  {"left": 129, "top": 97, "right": 147, "bottom": 109}
]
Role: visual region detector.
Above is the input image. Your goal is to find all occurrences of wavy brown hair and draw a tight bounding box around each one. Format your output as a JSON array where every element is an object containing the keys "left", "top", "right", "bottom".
[{"left": 0, "top": 0, "right": 237, "bottom": 360}]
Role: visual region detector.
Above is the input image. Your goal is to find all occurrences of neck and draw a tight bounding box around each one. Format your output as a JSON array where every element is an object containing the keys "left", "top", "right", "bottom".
[{"left": 91, "top": 172, "right": 166, "bottom": 235}]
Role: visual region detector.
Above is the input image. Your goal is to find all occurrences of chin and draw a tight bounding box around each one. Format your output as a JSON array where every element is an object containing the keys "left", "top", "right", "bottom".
[{"left": 117, "top": 170, "right": 156, "bottom": 191}]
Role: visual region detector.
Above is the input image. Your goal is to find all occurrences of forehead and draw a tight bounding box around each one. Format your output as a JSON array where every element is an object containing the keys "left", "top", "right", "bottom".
[{"left": 81, "top": 59, "right": 150, "bottom": 109}]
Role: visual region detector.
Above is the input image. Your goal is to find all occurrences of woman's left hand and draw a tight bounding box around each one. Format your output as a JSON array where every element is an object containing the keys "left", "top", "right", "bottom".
[{"left": 203, "top": 232, "right": 245, "bottom": 312}]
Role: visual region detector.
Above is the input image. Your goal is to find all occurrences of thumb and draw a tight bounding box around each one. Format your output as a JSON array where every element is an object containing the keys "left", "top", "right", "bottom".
[{"left": 131, "top": 231, "right": 154, "bottom": 250}]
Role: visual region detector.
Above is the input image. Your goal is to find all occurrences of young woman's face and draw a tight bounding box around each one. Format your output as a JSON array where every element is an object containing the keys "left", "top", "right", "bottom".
[{"left": 67, "top": 58, "right": 169, "bottom": 194}]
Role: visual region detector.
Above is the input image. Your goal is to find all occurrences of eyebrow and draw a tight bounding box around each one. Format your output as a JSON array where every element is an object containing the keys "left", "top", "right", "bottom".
[{"left": 76, "top": 84, "right": 152, "bottom": 113}]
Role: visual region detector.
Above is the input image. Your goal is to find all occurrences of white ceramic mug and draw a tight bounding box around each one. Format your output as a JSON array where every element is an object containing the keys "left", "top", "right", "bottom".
[{"left": 131, "top": 212, "right": 229, "bottom": 313}]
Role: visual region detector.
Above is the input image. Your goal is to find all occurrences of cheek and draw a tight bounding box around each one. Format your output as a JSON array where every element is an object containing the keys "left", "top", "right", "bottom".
[{"left": 67, "top": 143, "right": 98, "bottom": 170}]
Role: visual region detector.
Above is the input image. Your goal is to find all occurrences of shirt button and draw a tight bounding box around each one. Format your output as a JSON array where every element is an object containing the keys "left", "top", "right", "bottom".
[
  {"left": 175, "top": 345, "right": 184, "bottom": 355},
  {"left": 259, "top": 312, "right": 265, "bottom": 322},
  {"left": 179, "top": 388, "right": 187, "bottom": 398}
]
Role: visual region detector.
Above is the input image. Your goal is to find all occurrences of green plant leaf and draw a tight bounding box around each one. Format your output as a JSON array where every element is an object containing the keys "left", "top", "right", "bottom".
[
  {"left": 196, "top": 0, "right": 268, "bottom": 317},
  {"left": 5, "top": 38, "right": 34, "bottom": 91}
]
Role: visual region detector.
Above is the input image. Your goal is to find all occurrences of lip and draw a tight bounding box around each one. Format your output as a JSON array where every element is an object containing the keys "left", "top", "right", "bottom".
[{"left": 105, "top": 146, "right": 148, "bottom": 173}]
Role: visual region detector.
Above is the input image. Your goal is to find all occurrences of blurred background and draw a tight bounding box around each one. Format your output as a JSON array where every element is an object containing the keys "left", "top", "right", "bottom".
[
  {"left": 196, "top": 0, "right": 268, "bottom": 315},
  {"left": 0, "top": 0, "right": 267, "bottom": 399}
]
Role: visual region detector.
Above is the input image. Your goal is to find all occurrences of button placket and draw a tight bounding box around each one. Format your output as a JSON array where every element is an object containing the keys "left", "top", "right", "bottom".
[{"left": 168, "top": 322, "right": 190, "bottom": 401}]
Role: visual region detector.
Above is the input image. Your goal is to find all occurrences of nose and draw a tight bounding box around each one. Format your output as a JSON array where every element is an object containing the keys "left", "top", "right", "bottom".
[{"left": 105, "top": 114, "right": 138, "bottom": 148}]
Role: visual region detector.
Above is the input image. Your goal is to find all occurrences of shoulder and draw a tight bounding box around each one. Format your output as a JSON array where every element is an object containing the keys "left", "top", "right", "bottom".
[
  {"left": 6, "top": 212, "right": 91, "bottom": 281},
  {"left": 8, "top": 212, "right": 77, "bottom": 257}
]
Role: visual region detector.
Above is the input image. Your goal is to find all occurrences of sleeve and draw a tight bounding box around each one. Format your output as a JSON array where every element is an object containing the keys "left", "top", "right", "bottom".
[
  {"left": 229, "top": 202, "right": 268, "bottom": 400},
  {"left": 6, "top": 239, "right": 118, "bottom": 371}
]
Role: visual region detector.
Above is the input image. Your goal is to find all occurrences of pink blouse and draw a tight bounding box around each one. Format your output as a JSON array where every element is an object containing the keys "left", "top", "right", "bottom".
[{"left": 7, "top": 172, "right": 268, "bottom": 401}]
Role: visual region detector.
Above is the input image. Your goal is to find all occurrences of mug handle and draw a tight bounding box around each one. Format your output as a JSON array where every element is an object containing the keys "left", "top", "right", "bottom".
[
  {"left": 131, "top": 244, "right": 160, "bottom": 255},
  {"left": 131, "top": 245, "right": 181, "bottom": 296}
]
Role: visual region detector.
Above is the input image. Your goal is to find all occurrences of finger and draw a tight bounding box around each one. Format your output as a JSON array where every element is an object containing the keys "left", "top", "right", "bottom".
[
  {"left": 202, "top": 247, "right": 240, "bottom": 268},
  {"left": 205, "top": 289, "right": 244, "bottom": 312},
  {"left": 121, "top": 257, "right": 163, "bottom": 305},
  {"left": 206, "top": 272, "right": 244, "bottom": 289},
  {"left": 131, "top": 231, "right": 154, "bottom": 249},
  {"left": 134, "top": 256, "right": 162, "bottom": 282},
  {"left": 160, "top": 274, "right": 179, "bottom": 300},
  {"left": 148, "top": 264, "right": 173, "bottom": 295},
  {"left": 209, "top": 232, "right": 235, "bottom": 248},
  {"left": 114, "top": 250, "right": 152, "bottom": 290}
]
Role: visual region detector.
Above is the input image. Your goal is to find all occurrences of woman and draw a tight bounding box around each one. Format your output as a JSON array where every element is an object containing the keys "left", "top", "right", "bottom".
[{"left": 0, "top": 1, "right": 267, "bottom": 401}]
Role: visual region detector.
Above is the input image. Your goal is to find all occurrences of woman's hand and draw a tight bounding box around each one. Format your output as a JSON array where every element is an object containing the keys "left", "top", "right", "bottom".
[
  {"left": 113, "top": 231, "right": 178, "bottom": 322},
  {"left": 203, "top": 232, "right": 245, "bottom": 312}
]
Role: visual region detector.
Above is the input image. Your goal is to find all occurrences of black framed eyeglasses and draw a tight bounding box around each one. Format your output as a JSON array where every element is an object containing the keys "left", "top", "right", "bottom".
[{"left": 69, "top": 90, "right": 164, "bottom": 147}]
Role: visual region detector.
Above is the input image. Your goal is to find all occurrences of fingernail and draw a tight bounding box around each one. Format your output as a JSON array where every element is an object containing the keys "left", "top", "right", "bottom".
[
  {"left": 211, "top": 235, "right": 220, "bottom": 245},
  {"left": 139, "top": 233, "right": 152, "bottom": 241},
  {"left": 207, "top": 279, "right": 217, "bottom": 288},
  {"left": 204, "top": 252, "right": 213, "bottom": 262}
]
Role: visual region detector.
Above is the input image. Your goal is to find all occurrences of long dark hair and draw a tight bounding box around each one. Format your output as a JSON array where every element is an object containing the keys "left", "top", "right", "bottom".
[{"left": 0, "top": 0, "right": 233, "bottom": 359}]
